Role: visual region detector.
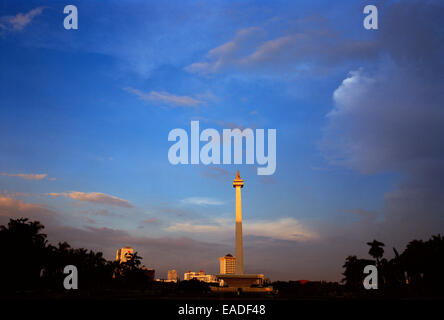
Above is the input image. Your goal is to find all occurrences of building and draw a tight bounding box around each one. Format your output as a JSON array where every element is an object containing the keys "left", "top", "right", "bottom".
[
  {"left": 219, "top": 253, "right": 236, "bottom": 275},
  {"left": 184, "top": 270, "right": 217, "bottom": 283},
  {"left": 219, "top": 274, "right": 265, "bottom": 287},
  {"left": 116, "top": 246, "right": 134, "bottom": 263},
  {"left": 168, "top": 269, "right": 179, "bottom": 282}
]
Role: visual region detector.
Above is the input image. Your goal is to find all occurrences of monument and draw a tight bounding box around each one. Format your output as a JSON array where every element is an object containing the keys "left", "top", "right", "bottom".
[
  {"left": 233, "top": 170, "right": 244, "bottom": 274},
  {"left": 215, "top": 171, "right": 269, "bottom": 292}
]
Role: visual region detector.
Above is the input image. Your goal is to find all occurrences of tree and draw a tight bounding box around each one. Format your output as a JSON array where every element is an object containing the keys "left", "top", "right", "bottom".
[
  {"left": 342, "top": 255, "right": 375, "bottom": 292},
  {"left": 0, "top": 218, "right": 48, "bottom": 290},
  {"left": 400, "top": 234, "right": 444, "bottom": 295},
  {"left": 367, "top": 240, "right": 385, "bottom": 266},
  {"left": 114, "top": 252, "right": 149, "bottom": 290}
]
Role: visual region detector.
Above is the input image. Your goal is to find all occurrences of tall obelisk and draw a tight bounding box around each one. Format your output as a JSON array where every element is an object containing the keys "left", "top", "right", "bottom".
[{"left": 233, "top": 170, "right": 244, "bottom": 274}]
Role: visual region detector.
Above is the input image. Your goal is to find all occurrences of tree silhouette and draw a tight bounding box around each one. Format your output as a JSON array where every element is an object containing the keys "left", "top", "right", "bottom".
[
  {"left": 400, "top": 234, "right": 444, "bottom": 295},
  {"left": 0, "top": 218, "right": 153, "bottom": 294},
  {"left": 342, "top": 255, "right": 375, "bottom": 292},
  {"left": 367, "top": 240, "right": 385, "bottom": 266},
  {"left": 342, "top": 235, "right": 444, "bottom": 297},
  {"left": 0, "top": 218, "right": 48, "bottom": 291},
  {"left": 3, "top": 217, "right": 444, "bottom": 298}
]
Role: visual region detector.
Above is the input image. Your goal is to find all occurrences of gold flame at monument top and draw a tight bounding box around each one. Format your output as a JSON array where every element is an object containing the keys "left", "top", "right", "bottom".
[{"left": 233, "top": 170, "right": 244, "bottom": 188}]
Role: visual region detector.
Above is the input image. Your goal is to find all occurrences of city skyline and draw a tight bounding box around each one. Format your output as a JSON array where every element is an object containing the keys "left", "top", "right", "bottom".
[{"left": 1, "top": 0, "right": 444, "bottom": 281}]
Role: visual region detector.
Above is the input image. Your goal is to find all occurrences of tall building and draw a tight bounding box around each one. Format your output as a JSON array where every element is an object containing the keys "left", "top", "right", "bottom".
[
  {"left": 115, "top": 246, "right": 134, "bottom": 263},
  {"left": 233, "top": 170, "right": 244, "bottom": 274},
  {"left": 184, "top": 270, "right": 217, "bottom": 283},
  {"left": 219, "top": 253, "right": 236, "bottom": 274},
  {"left": 168, "top": 269, "right": 178, "bottom": 282}
]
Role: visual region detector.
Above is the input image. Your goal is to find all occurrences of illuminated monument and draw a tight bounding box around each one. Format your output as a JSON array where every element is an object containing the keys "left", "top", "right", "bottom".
[
  {"left": 215, "top": 171, "right": 268, "bottom": 291},
  {"left": 233, "top": 170, "right": 244, "bottom": 274}
]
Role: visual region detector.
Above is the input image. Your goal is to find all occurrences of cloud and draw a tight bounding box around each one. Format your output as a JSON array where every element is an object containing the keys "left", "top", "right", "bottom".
[
  {"left": 340, "top": 208, "right": 380, "bottom": 224},
  {"left": 322, "top": 0, "right": 444, "bottom": 239},
  {"left": 185, "top": 21, "right": 377, "bottom": 76},
  {"left": 159, "top": 206, "right": 190, "bottom": 217},
  {"left": 181, "top": 197, "right": 224, "bottom": 206},
  {"left": 167, "top": 223, "right": 220, "bottom": 233},
  {"left": 1, "top": 172, "right": 55, "bottom": 181},
  {"left": 0, "top": 195, "right": 341, "bottom": 281},
  {"left": 43, "top": 223, "right": 230, "bottom": 278},
  {"left": 259, "top": 175, "right": 276, "bottom": 185},
  {"left": 239, "top": 35, "right": 294, "bottom": 65},
  {"left": 82, "top": 209, "right": 114, "bottom": 216},
  {"left": 194, "top": 117, "right": 253, "bottom": 131},
  {"left": 141, "top": 217, "right": 159, "bottom": 224},
  {"left": 0, "top": 194, "right": 55, "bottom": 222},
  {"left": 167, "top": 217, "right": 318, "bottom": 241},
  {"left": 0, "top": 7, "right": 45, "bottom": 32},
  {"left": 47, "top": 191, "right": 133, "bottom": 208},
  {"left": 185, "top": 26, "right": 263, "bottom": 75},
  {"left": 246, "top": 218, "right": 318, "bottom": 241},
  {"left": 0, "top": 196, "right": 335, "bottom": 281},
  {"left": 200, "top": 166, "right": 232, "bottom": 180},
  {"left": 124, "top": 87, "right": 204, "bottom": 108}
]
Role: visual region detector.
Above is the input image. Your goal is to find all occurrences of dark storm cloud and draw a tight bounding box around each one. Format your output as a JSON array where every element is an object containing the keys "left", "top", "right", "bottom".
[
  {"left": 322, "top": 0, "right": 444, "bottom": 241},
  {"left": 377, "top": 0, "right": 444, "bottom": 80}
]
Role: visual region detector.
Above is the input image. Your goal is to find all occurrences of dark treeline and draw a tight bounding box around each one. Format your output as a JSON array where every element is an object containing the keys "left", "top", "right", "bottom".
[
  {"left": 342, "top": 236, "right": 444, "bottom": 297},
  {"left": 1, "top": 218, "right": 443, "bottom": 298},
  {"left": 0, "top": 218, "right": 151, "bottom": 293},
  {"left": 273, "top": 236, "right": 444, "bottom": 298},
  {"left": 0, "top": 218, "right": 220, "bottom": 298}
]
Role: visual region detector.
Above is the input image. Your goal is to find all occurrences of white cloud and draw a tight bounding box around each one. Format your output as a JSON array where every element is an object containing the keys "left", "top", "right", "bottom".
[
  {"left": 181, "top": 197, "right": 224, "bottom": 206},
  {"left": 246, "top": 218, "right": 319, "bottom": 241},
  {"left": 328, "top": 69, "right": 375, "bottom": 117},
  {"left": 124, "top": 87, "right": 204, "bottom": 108},
  {"left": 166, "top": 217, "right": 318, "bottom": 241},
  {"left": 167, "top": 223, "right": 220, "bottom": 233},
  {"left": 47, "top": 191, "right": 133, "bottom": 208},
  {"left": 1, "top": 172, "right": 55, "bottom": 181}
]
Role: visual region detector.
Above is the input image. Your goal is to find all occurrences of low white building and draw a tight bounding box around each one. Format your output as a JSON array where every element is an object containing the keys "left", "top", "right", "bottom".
[{"left": 184, "top": 270, "right": 217, "bottom": 283}]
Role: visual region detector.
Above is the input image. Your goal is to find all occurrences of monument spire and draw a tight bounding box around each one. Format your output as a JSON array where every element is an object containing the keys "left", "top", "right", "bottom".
[{"left": 233, "top": 170, "right": 244, "bottom": 274}]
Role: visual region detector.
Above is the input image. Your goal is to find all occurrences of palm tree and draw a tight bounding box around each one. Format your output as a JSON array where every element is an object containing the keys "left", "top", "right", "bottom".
[{"left": 367, "top": 240, "right": 385, "bottom": 266}]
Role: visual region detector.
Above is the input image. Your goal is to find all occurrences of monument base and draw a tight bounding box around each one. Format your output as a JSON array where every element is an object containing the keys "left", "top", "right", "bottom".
[
  {"left": 210, "top": 286, "right": 273, "bottom": 294},
  {"left": 216, "top": 274, "right": 265, "bottom": 288}
]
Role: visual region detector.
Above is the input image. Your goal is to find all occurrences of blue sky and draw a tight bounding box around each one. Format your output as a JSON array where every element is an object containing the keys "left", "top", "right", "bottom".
[{"left": 1, "top": 0, "right": 443, "bottom": 281}]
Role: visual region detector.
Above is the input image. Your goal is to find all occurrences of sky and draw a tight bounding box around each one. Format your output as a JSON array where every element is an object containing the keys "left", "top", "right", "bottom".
[{"left": 0, "top": 0, "right": 443, "bottom": 281}]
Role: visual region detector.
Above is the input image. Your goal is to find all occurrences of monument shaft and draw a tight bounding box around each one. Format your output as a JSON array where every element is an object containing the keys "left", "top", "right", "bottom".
[{"left": 233, "top": 171, "right": 244, "bottom": 274}]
